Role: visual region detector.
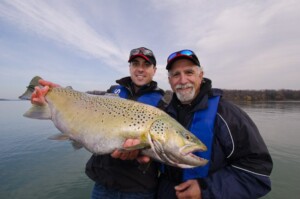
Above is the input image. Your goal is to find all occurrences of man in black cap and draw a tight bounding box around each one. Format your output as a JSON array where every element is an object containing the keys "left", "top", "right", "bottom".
[
  {"left": 85, "top": 47, "right": 165, "bottom": 199},
  {"left": 156, "top": 49, "right": 273, "bottom": 199},
  {"left": 31, "top": 47, "right": 165, "bottom": 199}
]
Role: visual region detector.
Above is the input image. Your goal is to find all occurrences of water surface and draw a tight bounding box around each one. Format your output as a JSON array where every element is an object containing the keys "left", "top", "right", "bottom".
[
  {"left": 0, "top": 100, "right": 299, "bottom": 198},
  {"left": 0, "top": 101, "right": 93, "bottom": 199}
]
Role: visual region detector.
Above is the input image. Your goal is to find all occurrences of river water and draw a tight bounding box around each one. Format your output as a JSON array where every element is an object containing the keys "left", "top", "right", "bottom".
[{"left": 0, "top": 100, "right": 299, "bottom": 198}]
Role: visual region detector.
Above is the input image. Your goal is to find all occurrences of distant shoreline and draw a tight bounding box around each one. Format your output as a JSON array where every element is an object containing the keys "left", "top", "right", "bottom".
[
  {"left": 0, "top": 99, "right": 23, "bottom": 101},
  {"left": 222, "top": 89, "right": 300, "bottom": 101},
  {"left": 163, "top": 89, "right": 300, "bottom": 102},
  {"left": 2, "top": 89, "right": 300, "bottom": 102}
]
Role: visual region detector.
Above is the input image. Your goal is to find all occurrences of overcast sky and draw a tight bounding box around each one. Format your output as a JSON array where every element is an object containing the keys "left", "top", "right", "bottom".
[{"left": 0, "top": 0, "right": 299, "bottom": 99}]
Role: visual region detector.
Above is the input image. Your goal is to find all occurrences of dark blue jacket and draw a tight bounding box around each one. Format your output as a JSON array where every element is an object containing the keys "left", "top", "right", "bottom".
[
  {"left": 85, "top": 76, "right": 165, "bottom": 193},
  {"left": 159, "top": 78, "right": 273, "bottom": 199}
]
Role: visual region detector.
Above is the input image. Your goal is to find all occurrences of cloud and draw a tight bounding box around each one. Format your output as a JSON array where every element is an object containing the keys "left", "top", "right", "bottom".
[
  {"left": 153, "top": 0, "right": 300, "bottom": 89},
  {"left": 0, "top": 0, "right": 300, "bottom": 99},
  {"left": 0, "top": 0, "right": 127, "bottom": 72}
]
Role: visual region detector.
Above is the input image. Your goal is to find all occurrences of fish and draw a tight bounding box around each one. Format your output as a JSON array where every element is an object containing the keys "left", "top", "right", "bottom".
[{"left": 23, "top": 87, "right": 208, "bottom": 168}]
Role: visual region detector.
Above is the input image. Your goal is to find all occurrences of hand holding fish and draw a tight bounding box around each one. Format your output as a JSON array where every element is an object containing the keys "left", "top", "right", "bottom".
[
  {"left": 111, "top": 139, "right": 140, "bottom": 160},
  {"left": 31, "top": 79, "right": 60, "bottom": 106},
  {"left": 38, "top": 79, "right": 61, "bottom": 88},
  {"left": 111, "top": 139, "right": 151, "bottom": 163}
]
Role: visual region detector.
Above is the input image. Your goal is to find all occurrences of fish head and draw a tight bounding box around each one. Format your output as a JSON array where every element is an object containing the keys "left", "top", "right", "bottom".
[{"left": 148, "top": 117, "right": 208, "bottom": 168}]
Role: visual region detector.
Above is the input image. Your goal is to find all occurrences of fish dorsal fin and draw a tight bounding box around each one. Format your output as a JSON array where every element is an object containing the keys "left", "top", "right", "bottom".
[
  {"left": 65, "top": 86, "right": 73, "bottom": 90},
  {"left": 104, "top": 93, "right": 119, "bottom": 97}
]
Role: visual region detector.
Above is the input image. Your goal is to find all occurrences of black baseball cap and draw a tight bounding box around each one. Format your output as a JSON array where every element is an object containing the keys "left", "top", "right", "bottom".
[
  {"left": 128, "top": 47, "right": 156, "bottom": 66},
  {"left": 166, "top": 49, "right": 200, "bottom": 70}
]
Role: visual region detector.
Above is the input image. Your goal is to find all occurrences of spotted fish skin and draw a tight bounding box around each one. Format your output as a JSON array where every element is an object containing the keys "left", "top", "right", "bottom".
[{"left": 24, "top": 87, "right": 208, "bottom": 168}]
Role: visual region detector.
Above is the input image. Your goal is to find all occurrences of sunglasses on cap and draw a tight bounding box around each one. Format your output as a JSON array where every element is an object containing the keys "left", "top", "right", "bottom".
[
  {"left": 167, "top": 50, "right": 197, "bottom": 63},
  {"left": 130, "top": 47, "right": 154, "bottom": 57},
  {"left": 166, "top": 49, "right": 200, "bottom": 70}
]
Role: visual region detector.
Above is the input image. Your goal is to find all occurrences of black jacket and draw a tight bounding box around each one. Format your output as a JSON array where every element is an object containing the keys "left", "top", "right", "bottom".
[
  {"left": 85, "top": 77, "right": 165, "bottom": 193},
  {"left": 159, "top": 78, "right": 273, "bottom": 199}
]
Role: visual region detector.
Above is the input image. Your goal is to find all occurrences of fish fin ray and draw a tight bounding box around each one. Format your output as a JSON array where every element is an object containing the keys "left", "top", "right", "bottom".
[
  {"left": 48, "top": 133, "right": 70, "bottom": 140},
  {"left": 71, "top": 141, "right": 83, "bottom": 150},
  {"left": 23, "top": 104, "right": 51, "bottom": 119}
]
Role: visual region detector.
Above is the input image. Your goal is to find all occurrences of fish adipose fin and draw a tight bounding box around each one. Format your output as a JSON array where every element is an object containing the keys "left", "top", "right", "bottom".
[{"left": 23, "top": 104, "right": 51, "bottom": 120}]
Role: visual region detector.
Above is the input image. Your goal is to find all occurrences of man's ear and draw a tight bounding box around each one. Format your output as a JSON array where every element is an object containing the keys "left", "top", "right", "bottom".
[{"left": 199, "top": 70, "right": 204, "bottom": 78}]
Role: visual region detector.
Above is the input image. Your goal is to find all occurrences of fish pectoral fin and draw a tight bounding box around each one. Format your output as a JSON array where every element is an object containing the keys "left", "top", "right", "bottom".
[
  {"left": 48, "top": 133, "right": 70, "bottom": 140},
  {"left": 48, "top": 134, "right": 83, "bottom": 150},
  {"left": 121, "top": 143, "right": 151, "bottom": 151},
  {"left": 23, "top": 104, "right": 51, "bottom": 120}
]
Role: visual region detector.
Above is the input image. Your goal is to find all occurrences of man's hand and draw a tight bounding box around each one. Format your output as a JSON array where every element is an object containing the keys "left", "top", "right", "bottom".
[
  {"left": 111, "top": 139, "right": 140, "bottom": 160},
  {"left": 31, "top": 79, "right": 60, "bottom": 105},
  {"left": 38, "top": 79, "right": 60, "bottom": 88},
  {"left": 175, "top": 179, "right": 202, "bottom": 199},
  {"left": 111, "top": 139, "right": 151, "bottom": 163},
  {"left": 31, "top": 86, "right": 49, "bottom": 106}
]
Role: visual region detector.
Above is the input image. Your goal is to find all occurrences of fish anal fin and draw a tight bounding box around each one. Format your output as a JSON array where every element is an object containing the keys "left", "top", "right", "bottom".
[{"left": 48, "top": 134, "right": 70, "bottom": 140}]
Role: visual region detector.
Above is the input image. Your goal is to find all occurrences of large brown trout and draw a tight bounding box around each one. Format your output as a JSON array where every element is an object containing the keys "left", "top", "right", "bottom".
[{"left": 24, "top": 87, "right": 208, "bottom": 168}]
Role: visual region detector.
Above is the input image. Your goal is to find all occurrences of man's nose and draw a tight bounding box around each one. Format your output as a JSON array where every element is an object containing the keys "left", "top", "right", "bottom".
[
  {"left": 178, "top": 74, "right": 188, "bottom": 84},
  {"left": 136, "top": 65, "right": 145, "bottom": 71}
]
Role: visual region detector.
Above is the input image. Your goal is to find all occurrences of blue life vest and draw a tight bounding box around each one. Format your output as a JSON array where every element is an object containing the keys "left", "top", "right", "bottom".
[
  {"left": 111, "top": 85, "right": 162, "bottom": 107},
  {"left": 183, "top": 96, "right": 220, "bottom": 181}
]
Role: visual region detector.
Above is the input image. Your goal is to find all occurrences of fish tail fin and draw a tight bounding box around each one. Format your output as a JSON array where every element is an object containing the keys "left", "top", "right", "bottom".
[{"left": 23, "top": 104, "right": 51, "bottom": 120}]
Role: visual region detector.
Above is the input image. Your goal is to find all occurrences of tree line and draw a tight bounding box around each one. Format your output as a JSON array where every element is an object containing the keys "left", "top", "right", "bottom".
[
  {"left": 222, "top": 89, "right": 300, "bottom": 101},
  {"left": 162, "top": 89, "right": 300, "bottom": 102}
]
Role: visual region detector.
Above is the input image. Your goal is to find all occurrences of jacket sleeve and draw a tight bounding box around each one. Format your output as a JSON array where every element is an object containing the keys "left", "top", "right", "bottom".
[{"left": 199, "top": 100, "right": 273, "bottom": 199}]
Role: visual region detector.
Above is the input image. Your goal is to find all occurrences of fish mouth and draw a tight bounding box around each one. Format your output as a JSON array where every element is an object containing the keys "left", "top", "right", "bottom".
[
  {"left": 177, "top": 153, "right": 208, "bottom": 168},
  {"left": 178, "top": 144, "right": 208, "bottom": 167},
  {"left": 150, "top": 138, "right": 208, "bottom": 168},
  {"left": 180, "top": 144, "right": 207, "bottom": 155}
]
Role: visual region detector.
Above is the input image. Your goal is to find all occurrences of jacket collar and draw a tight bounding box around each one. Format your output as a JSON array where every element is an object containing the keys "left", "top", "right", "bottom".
[{"left": 116, "top": 76, "right": 163, "bottom": 96}]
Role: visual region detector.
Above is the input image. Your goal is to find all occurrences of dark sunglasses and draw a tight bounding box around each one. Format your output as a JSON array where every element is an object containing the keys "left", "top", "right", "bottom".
[
  {"left": 130, "top": 48, "right": 154, "bottom": 57},
  {"left": 167, "top": 50, "right": 196, "bottom": 63}
]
